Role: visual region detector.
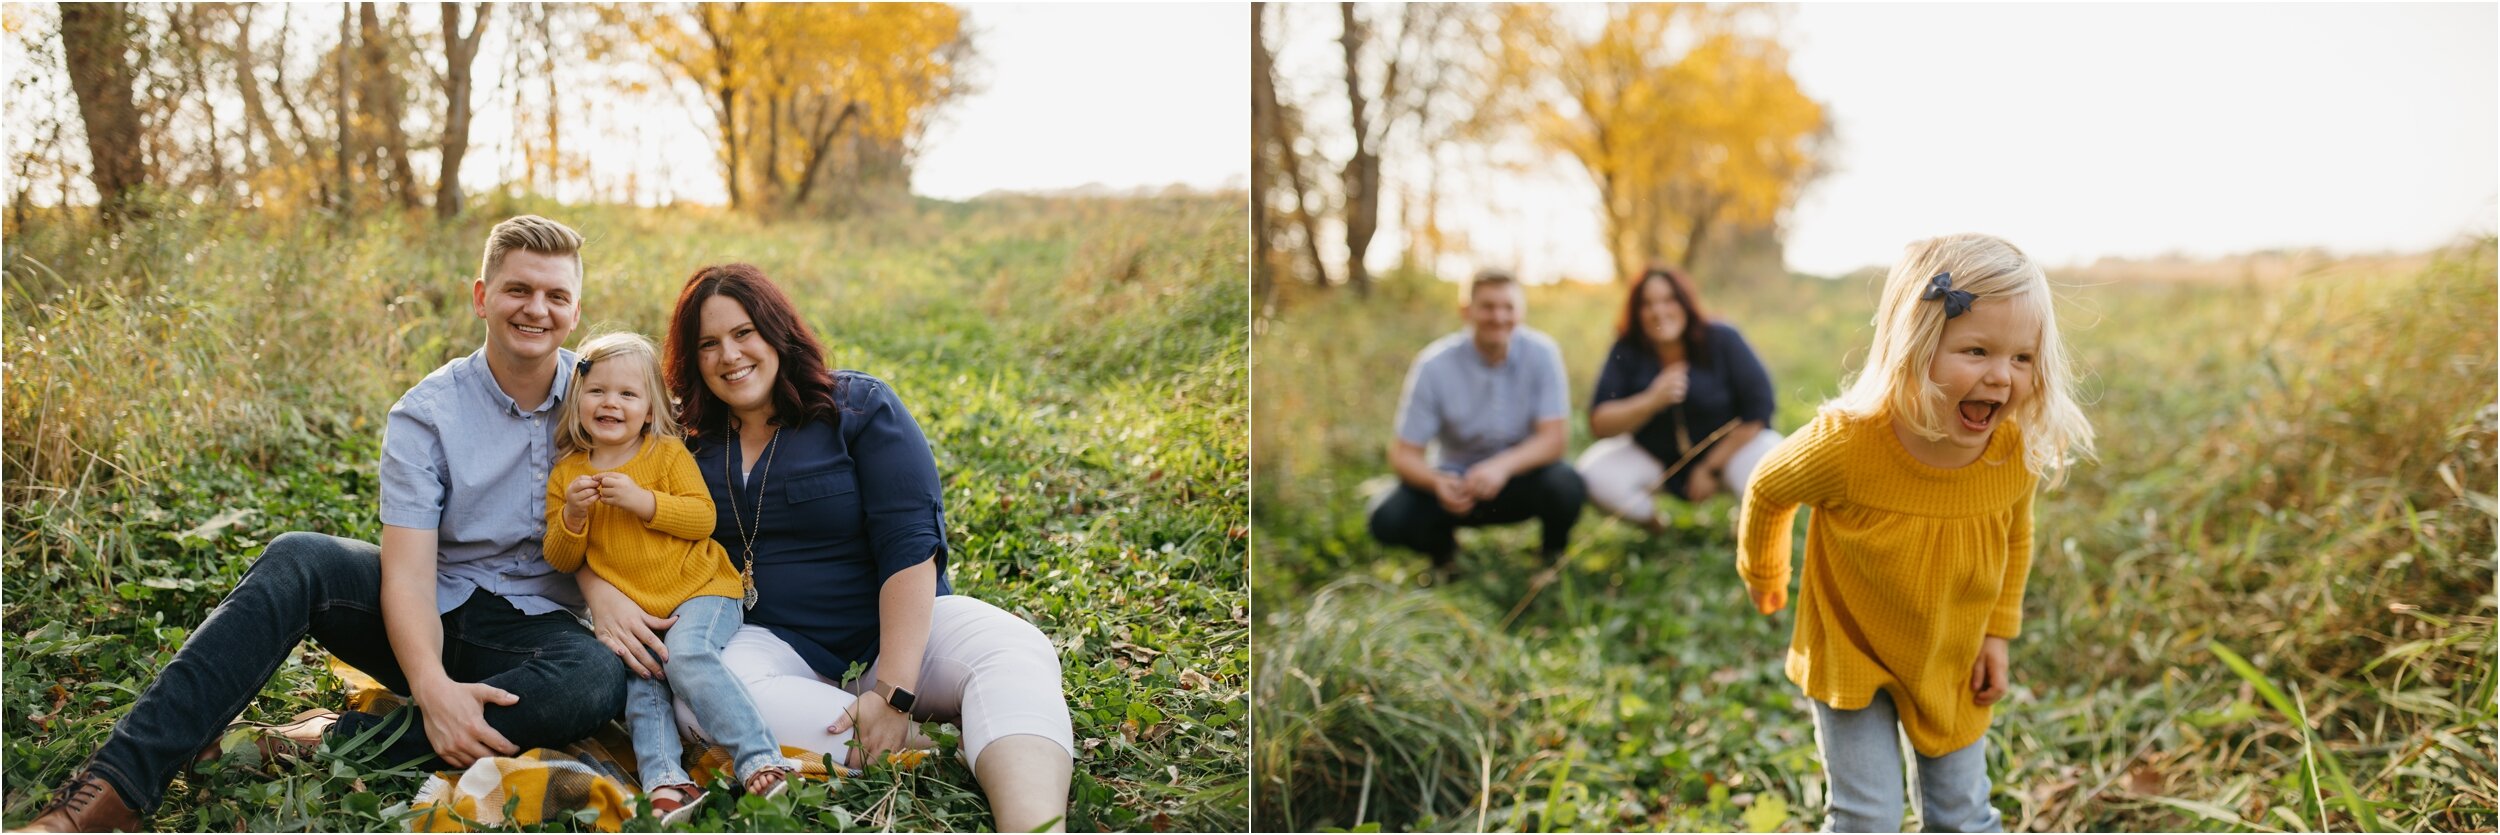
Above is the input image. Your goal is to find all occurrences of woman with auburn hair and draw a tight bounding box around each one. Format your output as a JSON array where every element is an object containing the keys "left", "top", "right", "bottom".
[
  {"left": 1576, "top": 264, "right": 1783, "bottom": 533},
  {"left": 576, "top": 263, "right": 1074, "bottom": 832}
]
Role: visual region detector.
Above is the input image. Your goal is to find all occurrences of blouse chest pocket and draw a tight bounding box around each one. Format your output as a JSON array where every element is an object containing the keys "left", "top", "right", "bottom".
[
  {"left": 779, "top": 468, "right": 865, "bottom": 541},
  {"left": 786, "top": 469, "right": 858, "bottom": 505}
]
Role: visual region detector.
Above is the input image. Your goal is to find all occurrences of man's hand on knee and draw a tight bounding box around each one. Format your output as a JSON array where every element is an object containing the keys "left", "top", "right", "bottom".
[
  {"left": 1460, "top": 463, "right": 1509, "bottom": 501},
  {"left": 413, "top": 678, "right": 521, "bottom": 767},
  {"left": 1431, "top": 474, "right": 1476, "bottom": 515}
]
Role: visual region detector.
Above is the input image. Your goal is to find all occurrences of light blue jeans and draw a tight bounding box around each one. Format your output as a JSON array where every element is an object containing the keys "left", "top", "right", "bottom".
[
  {"left": 1810, "top": 689, "right": 2003, "bottom": 833},
  {"left": 626, "top": 594, "right": 789, "bottom": 788}
]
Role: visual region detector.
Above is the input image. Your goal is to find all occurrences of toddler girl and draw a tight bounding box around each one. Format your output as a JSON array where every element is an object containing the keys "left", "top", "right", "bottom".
[
  {"left": 1736, "top": 234, "right": 2093, "bottom": 832},
  {"left": 542, "top": 332, "right": 797, "bottom": 825}
]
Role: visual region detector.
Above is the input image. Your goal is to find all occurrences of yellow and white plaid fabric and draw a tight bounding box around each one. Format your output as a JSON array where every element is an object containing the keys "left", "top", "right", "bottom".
[{"left": 321, "top": 660, "right": 846, "bottom": 832}]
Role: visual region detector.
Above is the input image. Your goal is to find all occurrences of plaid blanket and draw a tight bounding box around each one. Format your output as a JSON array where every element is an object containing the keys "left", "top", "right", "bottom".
[{"left": 322, "top": 660, "right": 861, "bottom": 832}]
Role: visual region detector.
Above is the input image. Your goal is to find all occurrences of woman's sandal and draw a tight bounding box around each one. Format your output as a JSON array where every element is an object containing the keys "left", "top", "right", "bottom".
[
  {"left": 647, "top": 783, "right": 707, "bottom": 826},
  {"left": 742, "top": 764, "right": 793, "bottom": 799}
]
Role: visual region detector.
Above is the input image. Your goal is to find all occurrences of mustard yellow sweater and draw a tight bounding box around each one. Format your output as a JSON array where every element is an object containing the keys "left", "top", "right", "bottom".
[
  {"left": 542, "top": 437, "right": 744, "bottom": 619},
  {"left": 1736, "top": 410, "right": 2036, "bottom": 756}
]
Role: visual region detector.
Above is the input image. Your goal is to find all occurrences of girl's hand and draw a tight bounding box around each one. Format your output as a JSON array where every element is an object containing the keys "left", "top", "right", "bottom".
[
  {"left": 1970, "top": 636, "right": 2011, "bottom": 706},
  {"left": 563, "top": 476, "right": 601, "bottom": 529},
  {"left": 592, "top": 472, "right": 657, "bottom": 521},
  {"left": 1748, "top": 583, "right": 1786, "bottom": 615},
  {"left": 828, "top": 691, "right": 915, "bottom": 770}
]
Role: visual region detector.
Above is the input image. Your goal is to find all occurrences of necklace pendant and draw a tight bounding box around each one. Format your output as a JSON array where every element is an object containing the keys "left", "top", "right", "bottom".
[{"left": 740, "top": 560, "right": 759, "bottom": 611}]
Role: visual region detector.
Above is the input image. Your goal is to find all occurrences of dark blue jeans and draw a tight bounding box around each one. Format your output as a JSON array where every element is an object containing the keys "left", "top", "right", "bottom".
[
  {"left": 1367, "top": 460, "right": 1588, "bottom": 565},
  {"left": 86, "top": 532, "right": 628, "bottom": 812}
]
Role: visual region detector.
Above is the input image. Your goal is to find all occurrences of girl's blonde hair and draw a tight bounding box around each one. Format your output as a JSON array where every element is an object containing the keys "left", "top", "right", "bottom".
[
  {"left": 554, "top": 332, "right": 681, "bottom": 458},
  {"left": 1824, "top": 233, "right": 2095, "bottom": 485}
]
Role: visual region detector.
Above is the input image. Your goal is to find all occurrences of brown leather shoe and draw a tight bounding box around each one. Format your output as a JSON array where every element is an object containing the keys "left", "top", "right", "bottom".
[
  {"left": 189, "top": 708, "right": 337, "bottom": 776},
  {"left": 14, "top": 770, "right": 142, "bottom": 833}
]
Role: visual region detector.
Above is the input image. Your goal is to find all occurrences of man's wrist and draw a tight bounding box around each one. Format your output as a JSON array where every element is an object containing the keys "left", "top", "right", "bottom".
[{"left": 409, "top": 672, "right": 456, "bottom": 700}]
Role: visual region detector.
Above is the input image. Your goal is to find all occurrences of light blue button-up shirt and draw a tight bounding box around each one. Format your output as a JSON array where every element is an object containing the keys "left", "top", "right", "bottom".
[
  {"left": 378, "top": 347, "right": 583, "bottom": 617},
  {"left": 1393, "top": 327, "right": 1571, "bottom": 473}
]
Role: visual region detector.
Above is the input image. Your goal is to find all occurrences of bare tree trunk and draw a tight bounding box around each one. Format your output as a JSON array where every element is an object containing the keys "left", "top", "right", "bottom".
[
  {"left": 1337, "top": 3, "right": 1378, "bottom": 295},
  {"left": 697, "top": 5, "right": 742, "bottom": 209},
  {"left": 229, "top": 4, "right": 295, "bottom": 179},
  {"left": 358, "top": 2, "right": 417, "bottom": 208},
  {"left": 335, "top": 3, "right": 354, "bottom": 211},
  {"left": 59, "top": 2, "right": 148, "bottom": 223},
  {"left": 539, "top": 5, "right": 558, "bottom": 196},
  {"left": 1249, "top": 3, "right": 1277, "bottom": 313},
  {"left": 171, "top": 7, "right": 229, "bottom": 199},
  {"left": 1678, "top": 192, "right": 1722, "bottom": 274},
  {"left": 791, "top": 98, "right": 858, "bottom": 208},
  {"left": 1260, "top": 7, "right": 1331, "bottom": 291},
  {"left": 269, "top": 6, "right": 329, "bottom": 208},
  {"left": 437, "top": 2, "right": 489, "bottom": 220}
]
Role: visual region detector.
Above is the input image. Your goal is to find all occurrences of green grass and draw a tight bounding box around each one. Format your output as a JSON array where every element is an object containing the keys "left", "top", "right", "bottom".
[
  {"left": 1252, "top": 242, "right": 2496, "bottom": 832},
  {"left": 3, "top": 193, "right": 1248, "bottom": 831}
]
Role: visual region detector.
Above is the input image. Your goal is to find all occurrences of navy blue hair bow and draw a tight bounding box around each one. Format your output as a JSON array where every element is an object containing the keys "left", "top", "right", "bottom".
[
  {"left": 1920, "top": 272, "right": 1975, "bottom": 319},
  {"left": 573, "top": 357, "right": 593, "bottom": 380}
]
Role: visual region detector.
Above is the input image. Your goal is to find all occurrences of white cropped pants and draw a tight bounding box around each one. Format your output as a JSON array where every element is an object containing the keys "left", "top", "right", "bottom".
[
  {"left": 1575, "top": 429, "right": 1785, "bottom": 523},
  {"left": 674, "top": 594, "right": 1076, "bottom": 770}
]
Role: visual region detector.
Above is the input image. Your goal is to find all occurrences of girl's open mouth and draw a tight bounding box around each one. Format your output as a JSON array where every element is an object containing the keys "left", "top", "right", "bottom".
[{"left": 1957, "top": 400, "right": 1999, "bottom": 432}]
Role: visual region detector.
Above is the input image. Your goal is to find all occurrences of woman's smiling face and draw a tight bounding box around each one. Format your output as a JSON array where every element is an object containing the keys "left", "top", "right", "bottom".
[
  {"left": 697, "top": 294, "right": 781, "bottom": 421},
  {"left": 1638, "top": 274, "right": 1687, "bottom": 346}
]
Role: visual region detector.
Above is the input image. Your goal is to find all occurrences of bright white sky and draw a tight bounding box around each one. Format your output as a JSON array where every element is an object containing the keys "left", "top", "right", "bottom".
[
  {"left": 557, "top": 3, "right": 1250, "bottom": 204},
  {"left": 915, "top": 4, "right": 1248, "bottom": 199},
  {"left": 1782, "top": 2, "right": 2500, "bottom": 276},
  {"left": 2, "top": 4, "right": 1247, "bottom": 208},
  {"left": 1291, "top": 3, "right": 2500, "bottom": 281}
]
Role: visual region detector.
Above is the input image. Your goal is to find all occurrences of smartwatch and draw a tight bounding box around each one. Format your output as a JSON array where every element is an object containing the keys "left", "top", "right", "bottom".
[{"left": 875, "top": 680, "right": 917, "bottom": 715}]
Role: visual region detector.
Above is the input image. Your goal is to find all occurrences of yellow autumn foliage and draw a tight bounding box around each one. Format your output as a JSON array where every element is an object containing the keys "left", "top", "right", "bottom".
[
  {"left": 1496, "top": 5, "right": 1826, "bottom": 282},
  {"left": 605, "top": 3, "right": 971, "bottom": 211}
]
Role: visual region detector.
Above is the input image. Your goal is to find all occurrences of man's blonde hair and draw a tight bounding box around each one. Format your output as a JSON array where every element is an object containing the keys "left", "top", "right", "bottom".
[
  {"left": 478, "top": 215, "right": 584, "bottom": 285},
  {"left": 554, "top": 332, "right": 681, "bottom": 458},
  {"left": 1464, "top": 267, "right": 1521, "bottom": 304},
  {"left": 1825, "top": 233, "right": 2095, "bottom": 485}
]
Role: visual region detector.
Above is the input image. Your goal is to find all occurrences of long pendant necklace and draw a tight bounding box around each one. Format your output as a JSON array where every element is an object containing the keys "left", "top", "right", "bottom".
[{"left": 725, "top": 426, "right": 780, "bottom": 611}]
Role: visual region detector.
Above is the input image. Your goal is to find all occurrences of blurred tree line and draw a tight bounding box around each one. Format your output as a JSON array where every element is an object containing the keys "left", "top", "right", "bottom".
[
  {"left": 1252, "top": 2, "right": 1829, "bottom": 309},
  {"left": 7, "top": 2, "right": 972, "bottom": 228}
]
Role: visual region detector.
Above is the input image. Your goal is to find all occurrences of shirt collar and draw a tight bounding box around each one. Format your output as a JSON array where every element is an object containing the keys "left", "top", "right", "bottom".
[{"left": 463, "top": 347, "right": 575, "bottom": 417}]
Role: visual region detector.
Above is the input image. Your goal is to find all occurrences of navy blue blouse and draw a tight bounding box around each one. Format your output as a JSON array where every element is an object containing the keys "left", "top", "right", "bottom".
[
  {"left": 689, "top": 371, "right": 951, "bottom": 682},
  {"left": 1589, "top": 322, "right": 1776, "bottom": 500}
]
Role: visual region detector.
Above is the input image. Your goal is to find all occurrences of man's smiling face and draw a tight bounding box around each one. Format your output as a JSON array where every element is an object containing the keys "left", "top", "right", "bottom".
[{"left": 472, "top": 249, "right": 581, "bottom": 368}]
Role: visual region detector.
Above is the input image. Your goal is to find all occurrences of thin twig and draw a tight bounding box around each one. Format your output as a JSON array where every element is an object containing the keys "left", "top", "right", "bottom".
[{"left": 1501, "top": 419, "right": 1742, "bottom": 630}]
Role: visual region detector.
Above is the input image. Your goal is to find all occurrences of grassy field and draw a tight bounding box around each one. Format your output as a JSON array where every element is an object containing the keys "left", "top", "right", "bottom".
[
  {"left": 1251, "top": 242, "right": 2496, "bottom": 832},
  {"left": 2, "top": 194, "right": 1248, "bottom": 831}
]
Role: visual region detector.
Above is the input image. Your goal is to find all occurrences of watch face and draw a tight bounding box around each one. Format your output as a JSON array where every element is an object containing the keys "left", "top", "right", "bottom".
[{"left": 889, "top": 687, "right": 916, "bottom": 713}]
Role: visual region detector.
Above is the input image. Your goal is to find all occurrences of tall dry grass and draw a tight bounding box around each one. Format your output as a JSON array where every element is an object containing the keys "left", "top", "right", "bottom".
[
  {"left": 4, "top": 194, "right": 1250, "bottom": 831},
  {"left": 1252, "top": 240, "right": 2495, "bottom": 831}
]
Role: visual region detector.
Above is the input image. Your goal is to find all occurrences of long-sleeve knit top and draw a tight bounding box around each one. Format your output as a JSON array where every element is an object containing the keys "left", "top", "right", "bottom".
[
  {"left": 542, "top": 437, "right": 745, "bottom": 619},
  {"left": 1735, "top": 409, "right": 2036, "bottom": 756}
]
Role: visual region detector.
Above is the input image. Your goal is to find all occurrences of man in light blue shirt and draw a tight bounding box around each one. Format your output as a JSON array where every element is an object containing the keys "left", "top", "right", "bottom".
[
  {"left": 26, "top": 217, "right": 629, "bottom": 831},
  {"left": 1368, "top": 269, "right": 1588, "bottom": 575}
]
